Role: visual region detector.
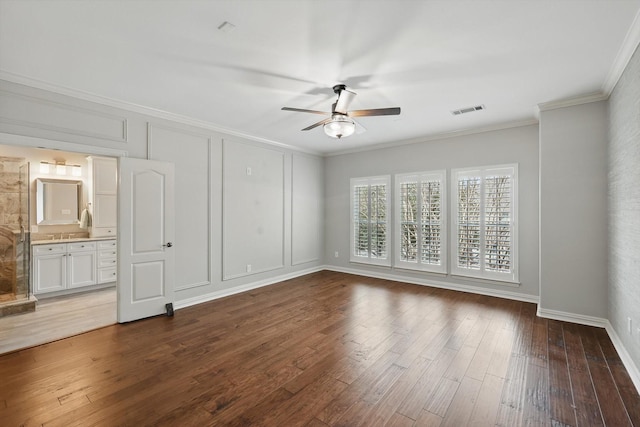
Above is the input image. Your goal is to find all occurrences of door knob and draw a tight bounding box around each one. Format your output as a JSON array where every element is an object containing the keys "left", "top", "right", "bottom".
[{"left": 163, "top": 242, "right": 173, "bottom": 248}]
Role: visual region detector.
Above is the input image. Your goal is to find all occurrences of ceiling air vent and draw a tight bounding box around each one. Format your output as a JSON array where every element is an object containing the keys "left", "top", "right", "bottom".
[{"left": 451, "top": 105, "right": 485, "bottom": 116}]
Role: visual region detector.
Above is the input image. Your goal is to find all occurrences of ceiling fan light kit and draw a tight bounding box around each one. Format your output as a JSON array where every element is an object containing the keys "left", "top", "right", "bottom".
[
  {"left": 324, "top": 114, "right": 356, "bottom": 139},
  {"left": 282, "top": 84, "right": 401, "bottom": 140}
]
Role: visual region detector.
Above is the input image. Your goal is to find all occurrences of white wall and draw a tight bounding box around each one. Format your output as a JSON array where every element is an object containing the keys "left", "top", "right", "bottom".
[
  {"left": 324, "top": 124, "right": 540, "bottom": 300},
  {"left": 538, "top": 101, "right": 608, "bottom": 320},
  {"left": 0, "top": 79, "right": 325, "bottom": 306}
]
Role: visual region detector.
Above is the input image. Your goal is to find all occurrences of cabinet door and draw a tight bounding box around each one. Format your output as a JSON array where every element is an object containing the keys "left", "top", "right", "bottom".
[
  {"left": 93, "top": 157, "right": 117, "bottom": 194},
  {"left": 68, "top": 251, "right": 97, "bottom": 288},
  {"left": 93, "top": 194, "right": 117, "bottom": 228},
  {"left": 34, "top": 254, "right": 66, "bottom": 294}
]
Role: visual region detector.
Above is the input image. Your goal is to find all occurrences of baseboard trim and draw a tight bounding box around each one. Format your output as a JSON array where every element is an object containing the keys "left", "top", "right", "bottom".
[
  {"left": 536, "top": 307, "right": 609, "bottom": 328},
  {"left": 605, "top": 320, "right": 640, "bottom": 394},
  {"left": 324, "top": 265, "right": 539, "bottom": 304},
  {"left": 174, "top": 266, "right": 324, "bottom": 310}
]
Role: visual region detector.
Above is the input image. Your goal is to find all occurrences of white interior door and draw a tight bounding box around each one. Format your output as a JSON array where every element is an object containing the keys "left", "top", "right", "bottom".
[{"left": 118, "top": 157, "right": 175, "bottom": 323}]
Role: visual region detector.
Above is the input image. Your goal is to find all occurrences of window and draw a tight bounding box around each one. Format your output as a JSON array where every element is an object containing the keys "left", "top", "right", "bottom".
[
  {"left": 395, "top": 171, "right": 446, "bottom": 273},
  {"left": 452, "top": 165, "right": 518, "bottom": 282},
  {"left": 350, "top": 176, "right": 391, "bottom": 266}
]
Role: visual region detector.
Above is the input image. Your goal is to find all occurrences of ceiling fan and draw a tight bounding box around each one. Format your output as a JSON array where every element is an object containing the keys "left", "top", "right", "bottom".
[{"left": 281, "top": 84, "right": 401, "bottom": 139}]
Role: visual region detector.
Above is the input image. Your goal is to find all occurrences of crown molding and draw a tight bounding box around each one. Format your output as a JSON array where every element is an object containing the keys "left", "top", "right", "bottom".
[
  {"left": 536, "top": 91, "right": 609, "bottom": 114},
  {"left": 324, "top": 118, "right": 539, "bottom": 157},
  {"left": 0, "top": 70, "right": 321, "bottom": 156},
  {"left": 602, "top": 7, "right": 640, "bottom": 95}
]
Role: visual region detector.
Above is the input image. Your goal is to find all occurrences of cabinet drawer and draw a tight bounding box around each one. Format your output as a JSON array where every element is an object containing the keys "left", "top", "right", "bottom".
[
  {"left": 33, "top": 244, "right": 66, "bottom": 255},
  {"left": 98, "top": 267, "right": 117, "bottom": 283},
  {"left": 98, "top": 249, "right": 117, "bottom": 259},
  {"left": 68, "top": 242, "right": 97, "bottom": 252},
  {"left": 92, "top": 227, "right": 116, "bottom": 238},
  {"left": 98, "top": 258, "right": 118, "bottom": 268},
  {"left": 97, "top": 240, "right": 117, "bottom": 250}
]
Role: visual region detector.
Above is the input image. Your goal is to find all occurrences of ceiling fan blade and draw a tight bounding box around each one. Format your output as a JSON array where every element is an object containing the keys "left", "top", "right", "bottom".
[
  {"left": 281, "top": 107, "right": 329, "bottom": 115},
  {"left": 348, "top": 107, "right": 401, "bottom": 117},
  {"left": 353, "top": 118, "right": 367, "bottom": 134},
  {"left": 334, "top": 88, "right": 356, "bottom": 114},
  {"left": 302, "top": 117, "right": 333, "bottom": 131}
]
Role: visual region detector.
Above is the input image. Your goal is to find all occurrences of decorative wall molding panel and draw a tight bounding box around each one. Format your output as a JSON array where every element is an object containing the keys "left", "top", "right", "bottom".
[{"left": 0, "top": 89, "right": 127, "bottom": 143}]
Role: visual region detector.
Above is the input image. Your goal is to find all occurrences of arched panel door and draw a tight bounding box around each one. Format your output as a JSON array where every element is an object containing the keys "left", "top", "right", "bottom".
[{"left": 118, "top": 157, "right": 175, "bottom": 323}]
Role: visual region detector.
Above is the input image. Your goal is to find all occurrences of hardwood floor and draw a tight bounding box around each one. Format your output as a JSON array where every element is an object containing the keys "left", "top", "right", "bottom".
[
  {"left": 0, "top": 287, "right": 116, "bottom": 355},
  {"left": 0, "top": 271, "right": 638, "bottom": 426}
]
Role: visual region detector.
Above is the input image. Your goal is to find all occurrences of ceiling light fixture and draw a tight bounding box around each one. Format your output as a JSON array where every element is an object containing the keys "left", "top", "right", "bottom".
[
  {"left": 323, "top": 114, "right": 356, "bottom": 139},
  {"left": 39, "top": 160, "right": 82, "bottom": 176}
]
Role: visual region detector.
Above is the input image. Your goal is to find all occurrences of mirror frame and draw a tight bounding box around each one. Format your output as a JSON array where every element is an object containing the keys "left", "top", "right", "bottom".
[{"left": 36, "top": 178, "right": 83, "bottom": 225}]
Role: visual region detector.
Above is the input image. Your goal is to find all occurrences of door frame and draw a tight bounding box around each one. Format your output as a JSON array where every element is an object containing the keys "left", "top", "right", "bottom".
[{"left": 0, "top": 132, "right": 128, "bottom": 300}]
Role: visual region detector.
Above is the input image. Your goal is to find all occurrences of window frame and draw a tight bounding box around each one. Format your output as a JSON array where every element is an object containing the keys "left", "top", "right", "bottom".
[
  {"left": 394, "top": 170, "right": 447, "bottom": 273},
  {"left": 350, "top": 175, "right": 391, "bottom": 266},
  {"left": 451, "top": 164, "right": 519, "bottom": 283}
]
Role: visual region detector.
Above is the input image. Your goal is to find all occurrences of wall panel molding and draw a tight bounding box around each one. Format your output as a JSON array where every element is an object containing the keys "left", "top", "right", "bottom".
[
  {"left": 222, "top": 139, "right": 286, "bottom": 281},
  {"left": 0, "top": 89, "right": 128, "bottom": 143},
  {"left": 148, "top": 123, "right": 212, "bottom": 292}
]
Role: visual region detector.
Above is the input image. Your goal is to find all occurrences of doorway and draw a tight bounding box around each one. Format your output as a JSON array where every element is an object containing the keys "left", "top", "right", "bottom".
[{"left": 0, "top": 142, "right": 119, "bottom": 354}]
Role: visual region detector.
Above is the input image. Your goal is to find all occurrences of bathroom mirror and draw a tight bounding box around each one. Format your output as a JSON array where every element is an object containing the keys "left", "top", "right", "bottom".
[{"left": 36, "top": 178, "right": 82, "bottom": 225}]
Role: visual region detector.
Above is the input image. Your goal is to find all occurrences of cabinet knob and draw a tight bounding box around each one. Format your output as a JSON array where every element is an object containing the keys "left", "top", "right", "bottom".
[{"left": 162, "top": 242, "right": 173, "bottom": 248}]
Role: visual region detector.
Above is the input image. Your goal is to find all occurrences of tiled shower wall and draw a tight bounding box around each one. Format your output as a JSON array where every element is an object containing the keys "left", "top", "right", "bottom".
[{"left": 0, "top": 156, "right": 24, "bottom": 295}]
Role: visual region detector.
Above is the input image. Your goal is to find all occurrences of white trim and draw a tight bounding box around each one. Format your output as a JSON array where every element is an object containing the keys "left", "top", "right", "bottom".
[
  {"left": 536, "top": 92, "right": 609, "bottom": 113},
  {"left": 451, "top": 164, "right": 519, "bottom": 283},
  {"left": 0, "top": 132, "right": 128, "bottom": 158},
  {"left": 0, "top": 88, "right": 129, "bottom": 143},
  {"left": 325, "top": 119, "right": 539, "bottom": 157},
  {"left": 394, "top": 170, "right": 447, "bottom": 274},
  {"left": 350, "top": 175, "right": 392, "bottom": 267},
  {"left": 174, "top": 266, "right": 323, "bottom": 310},
  {"left": 602, "top": 8, "right": 640, "bottom": 95},
  {"left": 0, "top": 71, "right": 321, "bottom": 156},
  {"left": 605, "top": 320, "right": 640, "bottom": 394},
  {"left": 536, "top": 307, "right": 608, "bottom": 328},
  {"left": 325, "top": 265, "right": 538, "bottom": 304}
]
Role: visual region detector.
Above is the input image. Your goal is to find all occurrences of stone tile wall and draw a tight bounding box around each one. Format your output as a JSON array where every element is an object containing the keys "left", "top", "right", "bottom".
[{"left": 0, "top": 156, "right": 24, "bottom": 296}]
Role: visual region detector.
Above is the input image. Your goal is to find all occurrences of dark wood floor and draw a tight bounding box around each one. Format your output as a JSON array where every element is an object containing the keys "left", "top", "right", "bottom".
[{"left": 1, "top": 271, "right": 638, "bottom": 426}]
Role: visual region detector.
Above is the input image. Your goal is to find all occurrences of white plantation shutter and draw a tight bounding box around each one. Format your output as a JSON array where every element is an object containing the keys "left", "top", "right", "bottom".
[
  {"left": 484, "top": 174, "right": 512, "bottom": 273},
  {"left": 395, "top": 171, "right": 446, "bottom": 273},
  {"left": 350, "top": 176, "right": 391, "bottom": 266},
  {"left": 452, "top": 165, "right": 518, "bottom": 282},
  {"left": 457, "top": 175, "right": 481, "bottom": 270}
]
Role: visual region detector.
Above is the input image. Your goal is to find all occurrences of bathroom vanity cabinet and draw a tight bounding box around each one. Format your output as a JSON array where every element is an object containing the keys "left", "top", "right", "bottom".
[{"left": 32, "top": 239, "right": 116, "bottom": 295}]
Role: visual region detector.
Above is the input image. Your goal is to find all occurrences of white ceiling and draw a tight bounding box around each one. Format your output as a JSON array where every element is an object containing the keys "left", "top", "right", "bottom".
[{"left": 1, "top": 0, "right": 639, "bottom": 155}]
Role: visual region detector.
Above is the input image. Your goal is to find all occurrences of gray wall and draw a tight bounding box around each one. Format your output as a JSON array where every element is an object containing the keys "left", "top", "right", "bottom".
[
  {"left": 0, "top": 79, "right": 325, "bottom": 306},
  {"left": 608, "top": 44, "right": 640, "bottom": 364},
  {"left": 538, "top": 101, "right": 608, "bottom": 319},
  {"left": 324, "top": 124, "right": 540, "bottom": 299}
]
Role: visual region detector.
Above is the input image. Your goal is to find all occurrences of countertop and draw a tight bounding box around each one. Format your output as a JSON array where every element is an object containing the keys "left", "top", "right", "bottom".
[{"left": 31, "top": 237, "right": 116, "bottom": 246}]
